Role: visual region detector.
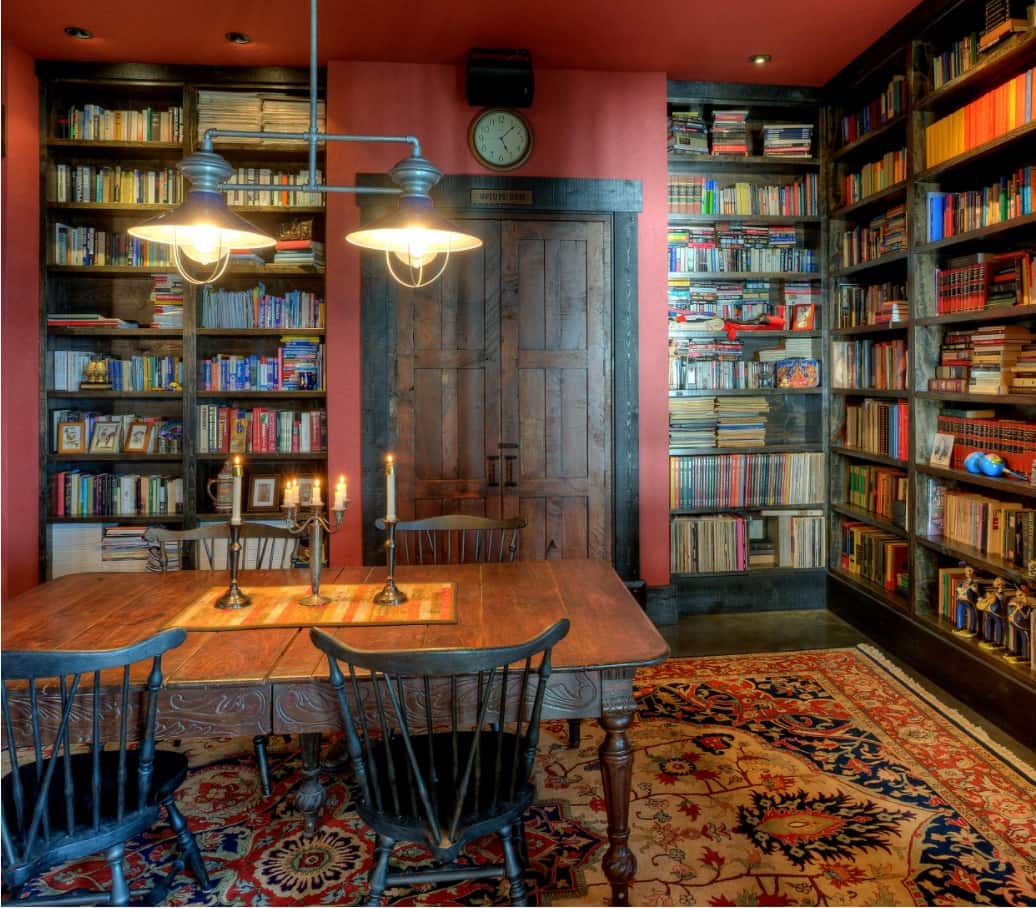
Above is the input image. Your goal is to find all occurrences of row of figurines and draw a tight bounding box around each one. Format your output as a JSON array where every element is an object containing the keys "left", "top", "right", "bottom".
[{"left": 954, "top": 566, "right": 1033, "bottom": 666}]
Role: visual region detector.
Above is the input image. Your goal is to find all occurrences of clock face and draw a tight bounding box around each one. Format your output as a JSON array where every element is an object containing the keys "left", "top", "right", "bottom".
[{"left": 469, "top": 109, "right": 532, "bottom": 171}]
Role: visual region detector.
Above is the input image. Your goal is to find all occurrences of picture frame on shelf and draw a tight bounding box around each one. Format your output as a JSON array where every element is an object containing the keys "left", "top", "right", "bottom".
[
  {"left": 296, "top": 476, "right": 319, "bottom": 507},
  {"left": 57, "top": 420, "right": 87, "bottom": 454},
  {"left": 123, "top": 421, "right": 153, "bottom": 454},
  {"left": 931, "top": 432, "right": 955, "bottom": 468},
  {"left": 88, "top": 421, "right": 121, "bottom": 454},
  {"left": 792, "top": 304, "right": 816, "bottom": 331},
  {"left": 249, "top": 475, "right": 279, "bottom": 511}
]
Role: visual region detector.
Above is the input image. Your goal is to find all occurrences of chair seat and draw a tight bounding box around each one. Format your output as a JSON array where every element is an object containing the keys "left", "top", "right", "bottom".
[
  {"left": 360, "top": 731, "right": 534, "bottom": 856},
  {"left": 2, "top": 750, "right": 188, "bottom": 885}
]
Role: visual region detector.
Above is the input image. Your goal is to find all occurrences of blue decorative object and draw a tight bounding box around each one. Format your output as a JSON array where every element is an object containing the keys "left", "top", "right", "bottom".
[
  {"left": 979, "top": 453, "right": 1007, "bottom": 477},
  {"left": 963, "top": 451, "right": 985, "bottom": 474}
]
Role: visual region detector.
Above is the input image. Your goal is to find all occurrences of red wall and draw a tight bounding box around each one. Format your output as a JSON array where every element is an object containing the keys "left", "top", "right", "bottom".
[
  {"left": 325, "top": 62, "right": 670, "bottom": 585},
  {"left": 1, "top": 42, "right": 41, "bottom": 599}
]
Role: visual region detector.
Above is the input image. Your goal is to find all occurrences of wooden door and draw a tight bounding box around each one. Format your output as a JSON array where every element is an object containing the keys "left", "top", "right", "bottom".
[{"left": 393, "top": 215, "right": 611, "bottom": 560}]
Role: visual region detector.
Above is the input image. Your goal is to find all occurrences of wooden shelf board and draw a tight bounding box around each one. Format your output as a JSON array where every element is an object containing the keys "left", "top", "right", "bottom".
[
  {"left": 916, "top": 390, "right": 1036, "bottom": 406},
  {"left": 47, "top": 327, "right": 183, "bottom": 337},
  {"left": 47, "top": 264, "right": 325, "bottom": 277},
  {"left": 49, "top": 454, "right": 182, "bottom": 462},
  {"left": 915, "top": 212, "right": 1036, "bottom": 253},
  {"left": 830, "top": 181, "right": 907, "bottom": 220},
  {"left": 213, "top": 141, "right": 327, "bottom": 157},
  {"left": 227, "top": 206, "right": 325, "bottom": 214},
  {"left": 195, "top": 510, "right": 294, "bottom": 520},
  {"left": 915, "top": 463, "right": 1036, "bottom": 500},
  {"left": 831, "top": 387, "right": 909, "bottom": 398},
  {"left": 915, "top": 121, "right": 1036, "bottom": 181},
  {"left": 916, "top": 32, "right": 1036, "bottom": 112},
  {"left": 831, "top": 251, "right": 908, "bottom": 278},
  {"left": 195, "top": 452, "right": 326, "bottom": 461},
  {"left": 198, "top": 328, "right": 325, "bottom": 336},
  {"left": 831, "top": 322, "right": 910, "bottom": 336},
  {"left": 670, "top": 329, "right": 821, "bottom": 339},
  {"left": 668, "top": 271, "right": 819, "bottom": 280},
  {"left": 46, "top": 390, "right": 183, "bottom": 399},
  {"left": 667, "top": 213, "right": 822, "bottom": 224},
  {"left": 47, "top": 514, "right": 184, "bottom": 524},
  {"left": 669, "top": 444, "right": 822, "bottom": 456},
  {"left": 671, "top": 567, "right": 826, "bottom": 579},
  {"left": 828, "top": 565, "right": 910, "bottom": 611},
  {"left": 830, "top": 446, "right": 908, "bottom": 468},
  {"left": 831, "top": 113, "right": 908, "bottom": 162},
  {"left": 47, "top": 139, "right": 183, "bottom": 152},
  {"left": 668, "top": 387, "right": 822, "bottom": 397},
  {"left": 830, "top": 502, "right": 908, "bottom": 537},
  {"left": 196, "top": 390, "right": 325, "bottom": 399},
  {"left": 916, "top": 534, "right": 1029, "bottom": 584},
  {"left": 916, "top": 305, "right": 1036, "bottom": 326},
  {"left": 914, "top": 611, "right": 1036, "bottom": 684},
  {"left": 667, "top": 154, "right": 820, "bottom": 170},
  {"left": 47, "top": 202, "right": 172, "bottom": 212},
  {"left": 671, "top": 502, "right": 825, "bottom": 515}
]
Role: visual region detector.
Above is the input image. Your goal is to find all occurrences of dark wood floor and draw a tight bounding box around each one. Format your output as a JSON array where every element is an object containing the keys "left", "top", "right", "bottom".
[{"left": 659, "top": 609, "right": 1036, "bottom": 766}]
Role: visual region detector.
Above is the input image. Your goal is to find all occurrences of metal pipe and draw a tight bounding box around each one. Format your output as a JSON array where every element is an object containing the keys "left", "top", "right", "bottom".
[
  {"left": 220, "top": 183, "right": 399, "bottom": 195},
  {"left": 203, "top": 128, "right": 421, "bottom": 155},
  {"left": 309, "top": 0, "right": 319, "bottom": 186}
]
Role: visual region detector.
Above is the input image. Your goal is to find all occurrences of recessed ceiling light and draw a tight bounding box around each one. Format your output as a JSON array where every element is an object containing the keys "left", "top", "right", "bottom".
[
  {"left": 749, "top": 53, "right": 772, "bottom": 65},
  {"left": 64, "top": 26, "right": 93, "bottom": 39},
  {"left": 226, "top": 32, "right": 252, "bottom": 45}
]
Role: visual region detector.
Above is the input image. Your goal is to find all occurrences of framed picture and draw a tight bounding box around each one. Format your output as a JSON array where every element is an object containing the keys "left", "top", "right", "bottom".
[
  {"left": 123, "top": 421, "right": 153, "bottom": 454},
  {"left": 89, "top": 421, "right": 121, "bottom": 454},
  {"left": 792, "top": 304, "right": 816, "bottom": 331},
  {"left": 296, "top": 476, "right": 317, "bottom": 507},
  {"left": 57, "top": 420, "right": 87, "bottom": 454},
  {"left": 249, "top": 474, "right": 279, "bottom": 511},
  {"left": 930, "top": 432, "right": 955, "bottom": 468}
]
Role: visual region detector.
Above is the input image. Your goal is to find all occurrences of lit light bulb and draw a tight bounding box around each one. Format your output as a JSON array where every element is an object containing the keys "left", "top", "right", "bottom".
[
  {"left": 389, "top": 228, "right": 439, "bottom": 268},
  {"left": 174, "top": 226, "right": 224, "bottom": 265}
]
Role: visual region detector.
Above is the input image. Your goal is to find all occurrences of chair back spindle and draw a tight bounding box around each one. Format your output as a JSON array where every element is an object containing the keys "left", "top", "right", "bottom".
[{"left": 375, "top": 515, "right": 525, "bottom": 565}]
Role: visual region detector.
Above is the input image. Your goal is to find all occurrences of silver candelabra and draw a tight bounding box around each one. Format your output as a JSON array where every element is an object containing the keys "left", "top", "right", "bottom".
[
  {"left": 373, "top": 517, "right": 408, "bottom": 606},
  {"left": 285, "top": 499, "right": 349, "bottom": 606}
]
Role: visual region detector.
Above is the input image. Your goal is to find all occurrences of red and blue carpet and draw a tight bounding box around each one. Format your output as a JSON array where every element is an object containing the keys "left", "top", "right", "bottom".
[{"left": 24, "top": 645, "right": 1036, "bottom": 905}]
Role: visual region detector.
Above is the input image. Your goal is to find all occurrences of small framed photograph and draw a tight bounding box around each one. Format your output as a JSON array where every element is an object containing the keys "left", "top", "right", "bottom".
[
  {"left": 296, "top": 476, "right": 317, "bottom": 507},
  {"left": 792, "top": 304, "right": 816, "bottom": 331},
  {"left": 249, "top": 474, "right": 279, "bottom": 511},
  {"left": 123, "top": 421, "right": 153, "bottom": 454},
  {"left": 57, "top": 420, "right": 87, "bottom": 454},
  {"left": 89, "top": 421, "right": 121, "bottom": 454},
  {"left": 930, "top": 432, "right": 955, "bottom": 468}
]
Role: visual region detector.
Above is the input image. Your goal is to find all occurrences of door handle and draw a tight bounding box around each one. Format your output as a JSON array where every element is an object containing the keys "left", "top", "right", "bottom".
[
  {"left": 504, "top": 454, "right": 517, "bottom": 487},
  {"left": 487, "top": 455, "right": 500, "bottom": 487}
]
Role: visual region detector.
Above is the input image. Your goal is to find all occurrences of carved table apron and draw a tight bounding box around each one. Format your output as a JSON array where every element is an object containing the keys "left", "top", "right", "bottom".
[{"left": 3, "top": 560, "right": 668, "bottom": 906}]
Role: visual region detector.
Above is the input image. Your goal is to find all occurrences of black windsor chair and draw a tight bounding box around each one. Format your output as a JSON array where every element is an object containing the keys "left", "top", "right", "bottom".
[
  {"left": 1, "top": 628, "right": 212, "bottom": 905},
  {"left": 310, "top": 618, "right": 570, "bottom": 906},
  {"left": 143, "top": 523, "right": 298, "bottom": 796}
]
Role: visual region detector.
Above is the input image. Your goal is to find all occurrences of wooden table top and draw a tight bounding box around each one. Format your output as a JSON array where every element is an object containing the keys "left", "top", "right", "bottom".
[{"left": 2, "top": 560, "right": 669, "bottom": 688}]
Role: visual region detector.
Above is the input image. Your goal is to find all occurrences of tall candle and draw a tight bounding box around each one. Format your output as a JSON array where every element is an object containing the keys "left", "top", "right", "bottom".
[
  {"left": 283, "top": 478, "right": 295, "bottom": 510},
  {"left": 386, "top": 454, "right": 397, "bottom": 521},
  {"left": 333, "top": 474, "right": 347, "bottom": 511},
  {"left": 312, "top": 478, "right": 323, "bottom": 507},
  {"left": 231, "top": 456, "right": 243, "bottom": 526}
]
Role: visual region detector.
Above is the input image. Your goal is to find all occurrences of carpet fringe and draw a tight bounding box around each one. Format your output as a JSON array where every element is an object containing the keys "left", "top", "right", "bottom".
[{"left": 856, "top": 643, "right": 1036, "bottom": 781}]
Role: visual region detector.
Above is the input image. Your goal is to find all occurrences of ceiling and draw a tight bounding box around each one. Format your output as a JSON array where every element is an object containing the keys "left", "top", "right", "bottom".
[{"left": 2, "top": 0, "right": 925, "bottom": 87}]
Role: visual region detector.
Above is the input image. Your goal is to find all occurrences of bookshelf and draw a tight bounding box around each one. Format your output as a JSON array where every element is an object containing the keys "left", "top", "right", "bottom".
[
  {"left": 38, "top": 63, "right": 328, "bottom": 576},
  {"left": 665, "top": 82, "right": 826, "bottom": 608},
  {"left": 823, "top": 0, "right": 1036, "bottom": 733}
]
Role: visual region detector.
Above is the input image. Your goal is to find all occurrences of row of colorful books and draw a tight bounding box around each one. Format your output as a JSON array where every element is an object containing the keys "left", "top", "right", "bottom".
[
  {"left": 832, "top": 338, "right": 908, "bottom": 390},
  {"left": 57, "top": 104, "right": 183, "bottom": 143},
  {"left": 667, "top": 278, "right": 818, "bottom": 310},
  {"left": 842, "top": 148, "right": 907, "bottom": 206},
  {"left": 934, "top": 250, "right": 1034, "bottom": 312},
  {"left": 930, "top": 32, "right": 981, "bottom": 89},
  {"left": 222, "top": 168, "right": 325, "bottom": 208},
  {"left": 49, "top": 471, "right": 184, "bottom": 517},
  {"left": 930, "top": 323, "right": 1034, "bottom": 394},
  {"left": 50, "top": 351, "right": 182, "bottom": 392},
  {"left": 835, "top": 282, "right": 907, "bottom": 328},
  {"left": 926, "top": 167, "right": 1034, "bottom": 241},
  {"left": 668, "top": 110, "right": 814, "bottom": 158},
  {"left": 669, "top": 452, "right": 824, "bottom": 510},
  {"left": 199, "top": 339, "right": 323, "bottom": 391},
  {"left": 941, "top": 486, "right": 1036, "bottom": 565},
  {"left": 201, "top": 284, "right": 325, "bottom": 329},
  {"left": 839, "top": 205, "right": 906, "bottom": 268},
  {"left": 53, "top": 225, "right": 171, "bottom": 267},
  {"left": 52, "top": 164, "right": 182, "bottom": 206},
  {"left": 844, "top": 399, "right": 909, "bottom": 461},
  {"left": 667, "top": 175, "right": 819, "bottom": 216},
  {"left": 846, "top": 463, "right": 908, "bottom": 527},
  {"left": 838, "top": 75, "right": 906, "bottom": 146},
  {"left": 196, "top": 405, "right": 327, "bottom": 454},
  {"left": 670, "top": 510, "right": 824, "bottom": 572},
  {"left": 838, "top": 519, "right": 909, "bottom": 594},
  {"left": 936, "top": 408, "right": 1036, "bottom": 474}
]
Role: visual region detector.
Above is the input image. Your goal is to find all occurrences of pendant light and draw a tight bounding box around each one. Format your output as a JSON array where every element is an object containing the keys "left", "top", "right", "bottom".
[{"left": 129, "top": 0, "right": 481, "bottom": 287}]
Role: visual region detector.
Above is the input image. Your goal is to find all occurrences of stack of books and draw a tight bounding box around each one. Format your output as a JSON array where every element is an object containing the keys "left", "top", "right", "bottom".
[
  {"left": 715, "top": 397, "right": 769, "bottom": 447},
  {"left": 46, "top": 313, "right": 138, "bottom": 329},
  {"left": 711, "top": 110, "right": 750, "bottom": 155},
  {"left": 668, "top": 396, "right": 718, "bottom": 448},
  {"left": 197, "top": 91, "right": 262, "bottom": 141},
  {"left": 150, "top": 274, "right": 184, "bottom": 328},
  {"left": 762, "top": 123, "right": 814, "bottom": 157},
  {"left": 261, "top": 93, "right": 326, "bottom": 135},
  {"left": 969, "top": 323, "right": 1032, "bottom": 393},
  {"left": 668, "top": 109, "right": 708, "bottom": 154},
  {"left": 929, "top": 329, "right": 973, "bottom": 392},
  {"left": 1009, "top": 346, "right": 1036, "bottom": 389},
  {"left": 835, "top": 282, "right": 908, "bottom": 328},
  {"left": 273, "top": 239, "right": 325, "bottom": 267}
]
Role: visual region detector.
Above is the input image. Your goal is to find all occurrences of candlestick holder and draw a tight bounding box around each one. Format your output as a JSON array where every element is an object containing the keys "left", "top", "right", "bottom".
[
  {"left": 215, "top": 523, "right": 253, "bottom": 609},
  {"left": 285, "top": 499, "right": 348, "bottom": 606},
  {"left": 374, "top": 517, "right": 409, "bottom": 606}
]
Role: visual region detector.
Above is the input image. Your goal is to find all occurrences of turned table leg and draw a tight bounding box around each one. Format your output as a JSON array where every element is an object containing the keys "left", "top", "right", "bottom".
[
  {"left": 598, "top": 709, "right": 636, "bottom": 905},
  {"left": 295, "top": 731, "right": 326, "bottom": 836}
]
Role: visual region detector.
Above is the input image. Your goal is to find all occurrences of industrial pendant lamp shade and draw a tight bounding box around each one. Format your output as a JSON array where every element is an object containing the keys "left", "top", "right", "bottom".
[
  {"left": 128, "top": 149, "right": 275, "bottom": 285},
  {"left": 345, "top": 154, "right": 482, "bottom": 288}
]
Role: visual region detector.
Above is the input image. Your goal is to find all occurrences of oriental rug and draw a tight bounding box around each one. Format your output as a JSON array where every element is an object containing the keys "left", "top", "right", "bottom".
[{"left": 23, "top": 645, "right": 1036, "bottom": 906}]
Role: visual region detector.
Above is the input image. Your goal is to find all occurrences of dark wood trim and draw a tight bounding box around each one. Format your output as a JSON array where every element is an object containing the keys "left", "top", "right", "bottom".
[
  {"left": 35, "top": 61, "right": 323, "bottom": 90},
  {"left": 667, "top": 81, "right": 821, "bottom": 106},
  {"left": 358, "top": 176, "right": 641, "bottom": 576}
]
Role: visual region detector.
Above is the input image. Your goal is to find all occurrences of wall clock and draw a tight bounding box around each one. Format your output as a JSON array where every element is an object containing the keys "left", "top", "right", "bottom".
[{"left": 468, "top": 108, "right": 533, "bottom": 171}]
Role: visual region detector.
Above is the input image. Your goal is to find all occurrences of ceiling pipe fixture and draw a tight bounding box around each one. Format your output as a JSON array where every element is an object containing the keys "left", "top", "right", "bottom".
[
  {"left": 225, "top": 32, "right": 252, "bottom": 45},
  {"left": 63, "top": 26, "right": 93, "bottom": 39},
  {"left": 749, "top": 53, "right": 772, "bottom": 65},
  {"left": 129, "top": 0, "right": 482, "bottom": 287}
]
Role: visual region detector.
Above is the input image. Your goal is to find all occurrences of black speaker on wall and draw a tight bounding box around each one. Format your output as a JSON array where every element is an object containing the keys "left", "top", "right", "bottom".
[{"left": 466, "top": 48, "right": 534, "bottom": 108}]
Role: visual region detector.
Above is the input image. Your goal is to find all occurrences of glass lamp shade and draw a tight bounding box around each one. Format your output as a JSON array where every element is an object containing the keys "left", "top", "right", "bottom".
[
  {"left": 128, "top": 191, "right": 276, "bottom": 263},
  {"left": 345, "top": 196, "right": 482, "bottom": 265}
]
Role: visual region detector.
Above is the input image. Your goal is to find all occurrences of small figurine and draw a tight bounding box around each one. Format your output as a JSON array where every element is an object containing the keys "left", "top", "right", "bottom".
[
  {"left": 1005, "top": 585, "right": 1033, "bottom": 665},
  {"left": 79, "top": 354, "right": 112, "bottom": 391},
  {"left": 977, "top": 576, "right": 1007, "bottom": 650},
  {"left": 953, "top": 565, "right": 980, "bottom": 638}
]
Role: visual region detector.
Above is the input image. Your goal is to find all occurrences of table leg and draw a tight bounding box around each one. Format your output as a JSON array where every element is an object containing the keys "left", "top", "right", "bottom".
[
  {"left": 598, "top": 709, "right": 636, "bottom": 905},
  {"left": 296, "top": 732, "right": 325, "bottom": 836}
]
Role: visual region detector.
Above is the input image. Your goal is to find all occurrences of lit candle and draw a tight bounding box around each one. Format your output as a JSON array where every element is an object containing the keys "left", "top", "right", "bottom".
[
  {"left": 231, "top": 456, "right": 243, "bottom": 526},
  {"left": 312, "top": 478, "right": 323, "bottom": 507},
  {"left": 385, "top": 454, "right": 396, "bottom": 521},
  {"left": 333, "top": 474, "right": 347, "bottom": 511},
  {"left": 283, "top": 478, "right": 295, "bottom": 510}
]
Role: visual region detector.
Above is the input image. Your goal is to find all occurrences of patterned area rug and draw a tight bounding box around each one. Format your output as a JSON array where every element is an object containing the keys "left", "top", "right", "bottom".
[{"left": 22, "top": 645, "right": 1036, "bottom": 906}]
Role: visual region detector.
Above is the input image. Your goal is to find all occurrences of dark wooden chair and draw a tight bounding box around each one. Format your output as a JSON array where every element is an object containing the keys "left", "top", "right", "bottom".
[
  {"left": 375, "top": 514, "right": 525, "bottom": 564},
  {"left": 1, "top": 628, "right": 212, "bottom": 905},
  {"left": 144, "top": 523, "right": 298, "bottom": 796},
  {"left": 310, "top": 618, "right": 570, "bottom": 906}
]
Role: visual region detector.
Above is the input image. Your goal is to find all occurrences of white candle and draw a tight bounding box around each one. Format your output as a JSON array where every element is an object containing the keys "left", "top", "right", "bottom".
[
  {"left": 231, "top": 456, "right": 243, "bottom": 525},
  {"left": 312, "top": 478, "right": 323, "bottom": 507},
  {"left": 283, "top": 478, "right": 294, "bottom": 510},
  {"left": 333, "top": 474, "right": 346, "bottom": 511},
  {"left": 386, "top": 454, "right": 396, "bottom": 521}
]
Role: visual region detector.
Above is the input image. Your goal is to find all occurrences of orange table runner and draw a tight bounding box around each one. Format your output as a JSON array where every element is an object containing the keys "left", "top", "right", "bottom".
[{"left": 165, "top": 582, "right": 456, "bottom": 630}]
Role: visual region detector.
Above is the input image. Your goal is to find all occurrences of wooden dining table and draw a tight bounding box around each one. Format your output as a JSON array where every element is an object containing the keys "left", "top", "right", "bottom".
[{"left": 3, "top": 558, "right": 669, "bottom": 905}]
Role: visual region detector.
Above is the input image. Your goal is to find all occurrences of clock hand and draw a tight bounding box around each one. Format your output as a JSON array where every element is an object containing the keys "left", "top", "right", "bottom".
[{"left": 500, "top": 126, "right": 515, "bottom": 139}]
